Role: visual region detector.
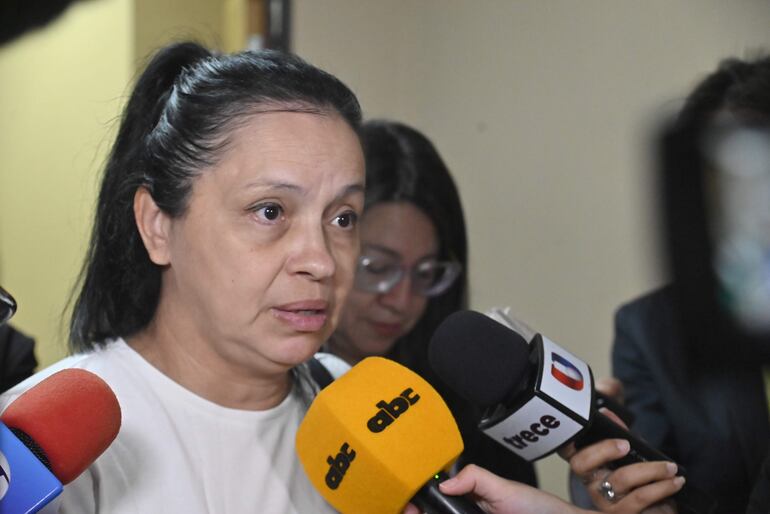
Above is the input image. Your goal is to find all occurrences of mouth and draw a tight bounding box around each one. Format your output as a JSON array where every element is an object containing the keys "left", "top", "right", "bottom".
[
  {"left": 369, "top": 320, "right": 403, "bottom": 338},
  {"left": 272, "top": 300, "right": 330, "bottom": 332}
]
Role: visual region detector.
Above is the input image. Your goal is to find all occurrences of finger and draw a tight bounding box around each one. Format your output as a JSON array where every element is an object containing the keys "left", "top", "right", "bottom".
[
  {"left": 558, "top": 441, "right": 577, "bottom": 460},
  {"left": 609, "top": 461, "right": 678, "bottom": 496},
  {"left": 599, "top": 407, "right": 629, "bottom": 431},
  {"left": 402, "top": 503, "right": 421, "bottom": 514},
  {"left": 569, "top": 439, "right": 630, "bottom": 476},
  {"left": 439, "top": 464, "right": 504, "bottom": 500},
  {"left": 615, "top": 476, "right": 685, "bottom": 512}
]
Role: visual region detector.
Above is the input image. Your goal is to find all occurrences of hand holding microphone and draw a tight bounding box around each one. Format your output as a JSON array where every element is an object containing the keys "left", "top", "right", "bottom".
[
  {"left": 428, "top": 310, "right": 714, "bottom": 514},
  {"left": 0, "top": 368, "right": 121, "bottom": 513}
]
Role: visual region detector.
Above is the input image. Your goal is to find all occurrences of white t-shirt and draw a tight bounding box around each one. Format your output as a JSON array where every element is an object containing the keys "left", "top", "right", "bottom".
[{"left": 0, "top": 340, "right": 340, "bottom": 514}]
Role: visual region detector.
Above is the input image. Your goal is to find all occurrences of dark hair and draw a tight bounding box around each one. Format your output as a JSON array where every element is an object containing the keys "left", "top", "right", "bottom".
[
  {"left": 358, "top": 120, "right": 468, "bottom": 379},
  {"left": 663, "top": 55, "right": 770, "bottom": 369},
  {"left": 676, "top": 55, "right": 770, "bottom": 129},
  {"left": 69, "top": 41, "right": 362, "bottom": 352}
]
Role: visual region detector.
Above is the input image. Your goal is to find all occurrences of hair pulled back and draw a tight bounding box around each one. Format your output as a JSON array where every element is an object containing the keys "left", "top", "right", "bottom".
[{"left": 70, "top": 42, "right": 362, "bottom": 351}]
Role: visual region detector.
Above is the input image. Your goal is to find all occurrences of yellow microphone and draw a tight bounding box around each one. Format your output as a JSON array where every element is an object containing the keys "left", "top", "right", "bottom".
[{"left": 296, "top": 356, "right": 485, "bottom": 514}]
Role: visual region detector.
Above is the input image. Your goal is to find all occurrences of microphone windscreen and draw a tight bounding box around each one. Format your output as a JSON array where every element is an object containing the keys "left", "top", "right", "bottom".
[
  {"left": 1, "top": 368, "right": 121, "bottom": 484},
  {"left": 296, "top": 357, "right": 463, "bottom": 514},
  {"left": 428, "top": 310, "right": 530, "bottom": 408}
]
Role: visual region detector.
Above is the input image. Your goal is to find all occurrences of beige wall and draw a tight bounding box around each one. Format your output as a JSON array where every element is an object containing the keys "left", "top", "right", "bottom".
[
  {"left": 293, "top": 0, "right": 770, "bottom": 499},
  {"left": 0, "top": 0, "right": 234, "bottom": 371},
  {"left": 134, "top": 0, "right": 224, "bottom": 66},
  {"left": 0, "top": 0, "right": 133, "bottom": 368}
]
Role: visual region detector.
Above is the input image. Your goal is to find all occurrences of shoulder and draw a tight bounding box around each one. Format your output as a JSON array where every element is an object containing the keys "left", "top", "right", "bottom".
[
  {"left": 614, "top": 285, "right": 679, "bottom": 343},
  {"left": 616, "top": 285, "right": 675, "bottom": 321},
  {"left": 0, "top": 340, "right": 132, "bottom": 411},
  {"left": 0, "top": 323, "right": 35, "bottom": 352}
]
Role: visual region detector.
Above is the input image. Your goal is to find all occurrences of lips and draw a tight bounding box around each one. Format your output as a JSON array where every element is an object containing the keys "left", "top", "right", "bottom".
[{"left": 272, "top": 300, "right": 329, "bottom": 332}]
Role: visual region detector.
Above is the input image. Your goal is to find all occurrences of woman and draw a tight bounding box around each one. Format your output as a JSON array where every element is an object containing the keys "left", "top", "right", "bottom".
[
  {"left": 0, "top": 42, "right": 364, "bottom": 512},
  {"left": 326, "top": 120, "right": 538, "bottom": 486},
  {"left": 566, "top": 56, "right": 770, "bottom": 514}
]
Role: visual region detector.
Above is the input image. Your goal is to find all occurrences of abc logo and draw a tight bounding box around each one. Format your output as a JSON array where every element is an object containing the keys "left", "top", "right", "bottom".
[
  {"left": 0, "top": 450, "right": 10, "bottom": 500},
  {"left": 366, "top": 388, "right": 421, "bottom": 433},
  {"left": 324, "top": 442, "right": 356, "bottom": 490}
]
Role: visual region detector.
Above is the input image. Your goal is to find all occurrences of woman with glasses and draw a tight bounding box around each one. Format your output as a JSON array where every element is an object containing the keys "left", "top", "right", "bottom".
[{"left": 326, "top": 119, "right": 538, "bottom": 487}]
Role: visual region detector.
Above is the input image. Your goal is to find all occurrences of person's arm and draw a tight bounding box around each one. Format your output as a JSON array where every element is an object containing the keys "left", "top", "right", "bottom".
[{"left": 612, "top": 303, "right": 673, "bottom": 455}]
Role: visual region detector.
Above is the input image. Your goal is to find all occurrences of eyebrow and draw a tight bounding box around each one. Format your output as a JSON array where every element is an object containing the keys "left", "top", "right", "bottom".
[
  {"left": 243, "top": 180, "right": 304, "bottom": 193},
  {"left": 362, "top": 243, "right": 440, "bottom": 262},
  {"left": 242, "top": 180, "right": 364, "bottom": 201},
  {"left": 335, "top": 183, "right": 365, "bottom": 201}
]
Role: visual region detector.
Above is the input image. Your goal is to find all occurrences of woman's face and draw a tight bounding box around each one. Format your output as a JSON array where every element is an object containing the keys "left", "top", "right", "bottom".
[
  {"left": 150, "top": 111, "right": 365, "bottom": 377},
  {"left": 332, "top": 201, "right": 439, "bottom": 364}
]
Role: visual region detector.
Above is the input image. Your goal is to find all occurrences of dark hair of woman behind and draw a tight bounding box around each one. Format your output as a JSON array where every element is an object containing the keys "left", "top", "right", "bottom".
[
  {"left": 359, "top": 120, "right": 468, "bottom": 380},
  {"left": 69, "top": 42, "right": 362, "bottom": 352}
]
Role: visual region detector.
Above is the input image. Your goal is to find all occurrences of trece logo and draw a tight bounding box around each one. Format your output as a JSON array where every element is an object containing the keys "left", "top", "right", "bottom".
[
  {"left": 325, "top": 442, "right": 356, "bottom": 490},
  {"left": 0, "top": 450, "right": 10, "bottom": 500},
  {"left": 550, "top": 352, "right": 584, "bottom": 391},
  {"left": 366, "top": 388, "right": 420, "bottom": 433},
  {"left": 502, "top": 414, "right": 561, "bottom": 450}
]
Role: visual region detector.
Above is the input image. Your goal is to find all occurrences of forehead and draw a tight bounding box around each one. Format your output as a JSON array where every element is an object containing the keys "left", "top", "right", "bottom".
[
  {"left": 361, "top": 202, "right": 439, "bottom": 260},
  {"left": 194, "top": 110, "right": 365, "bottom": 198}
]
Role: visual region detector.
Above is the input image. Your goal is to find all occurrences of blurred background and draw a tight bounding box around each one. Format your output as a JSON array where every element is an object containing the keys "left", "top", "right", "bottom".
[{"left": 3, "top": 0, "right": 770, "bottom": 499}]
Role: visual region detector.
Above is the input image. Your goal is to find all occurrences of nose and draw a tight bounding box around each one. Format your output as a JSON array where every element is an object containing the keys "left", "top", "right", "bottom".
[
  {"left": 379, "top": 274, "right": 413, "bottom": 313},
  {"left": 286, "top": 221, "right": 336, "bottom": 281}
]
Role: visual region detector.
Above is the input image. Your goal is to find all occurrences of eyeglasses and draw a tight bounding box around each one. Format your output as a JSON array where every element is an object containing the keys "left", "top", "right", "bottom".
[
  {"left": 0, "top": 286, "right": 17, "bottom": 326},
  {"left": 354, "top": 245, "right": 461, "bottom": 298}
]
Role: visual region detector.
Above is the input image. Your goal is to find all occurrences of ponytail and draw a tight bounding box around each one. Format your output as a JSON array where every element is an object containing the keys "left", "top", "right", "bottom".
[{"left": 69, "top": 43, "right": 212, "bottom": 351}]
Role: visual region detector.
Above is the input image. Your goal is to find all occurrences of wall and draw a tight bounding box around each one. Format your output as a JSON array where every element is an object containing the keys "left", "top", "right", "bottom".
[
  {"left": 134, "top": 0, "right": 224, "bottom": 66},
  {"left": 0, "top": 0, "right": 231, "bottom": 371},
  {"left": 292, "top": 0, "right": 770, "bottom": 499},
  {"left": 0, "top": 0, "right": 133, "bottom": 368}
]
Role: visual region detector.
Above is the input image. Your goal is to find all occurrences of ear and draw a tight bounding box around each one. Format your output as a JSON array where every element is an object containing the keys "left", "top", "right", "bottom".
[{"left": 134, "top": 187, "right": 172, "bottom": 266}]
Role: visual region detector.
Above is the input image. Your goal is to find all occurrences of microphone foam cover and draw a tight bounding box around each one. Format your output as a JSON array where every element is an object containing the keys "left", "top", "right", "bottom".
[
  {"left": 1, "top": 369, "right": 121, "bottom": 484},
  {"left": 296, "top": 357, "right": 463, "bottom": 514},
  {"left": 428, "top": 310, "right": 531, "bottom": 408}
]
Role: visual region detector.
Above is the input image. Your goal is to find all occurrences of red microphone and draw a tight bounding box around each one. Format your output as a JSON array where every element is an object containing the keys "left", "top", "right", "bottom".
[{"left": 0, "top": 369, "right": 121, "bottom": 512}]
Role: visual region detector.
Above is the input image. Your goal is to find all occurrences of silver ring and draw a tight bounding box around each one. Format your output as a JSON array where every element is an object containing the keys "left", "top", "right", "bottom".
[{"left": 599, "top": 478, "right": 616, "bottom": 502}]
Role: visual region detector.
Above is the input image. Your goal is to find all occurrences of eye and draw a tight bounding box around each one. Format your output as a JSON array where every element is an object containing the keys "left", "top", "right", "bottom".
[
  {"left": 253, "top": 203, "right": 284, "bottom": 223},
  {"left": 332, "top": 210, "right": 358, "bottom": 230}
]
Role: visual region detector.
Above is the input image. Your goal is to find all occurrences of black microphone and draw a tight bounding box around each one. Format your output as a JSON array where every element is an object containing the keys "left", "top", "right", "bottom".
[{"left": 428, "top": 310, "right": 716, "bottom": 514}]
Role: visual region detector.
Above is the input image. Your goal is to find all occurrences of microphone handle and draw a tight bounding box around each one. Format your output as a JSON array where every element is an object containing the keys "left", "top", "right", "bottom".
[
  {"left": 412, "top": 471, "right": 486, "bottom": 514},
  {"left": 594, "top": 391, "right": 635, "bottom": 426},
  {"left": 576, "top": 412, "right": 717, "bottom": 514}
]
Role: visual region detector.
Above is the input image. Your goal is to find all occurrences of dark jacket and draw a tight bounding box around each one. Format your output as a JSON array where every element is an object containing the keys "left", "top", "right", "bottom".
[
  {"left": 613, "top": 286, "right": 770, "bottom": 514},
  {"left": 0, "top": 323, "right": 36, "bottom": 393}
]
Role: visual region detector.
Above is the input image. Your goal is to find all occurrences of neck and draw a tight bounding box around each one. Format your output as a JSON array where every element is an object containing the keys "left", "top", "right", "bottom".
[{"left": 128, "top": 303, "right": 292, "bottom": 411}]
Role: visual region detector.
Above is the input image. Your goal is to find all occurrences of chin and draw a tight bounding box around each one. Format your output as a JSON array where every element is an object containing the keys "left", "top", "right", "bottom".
[{"left": 279, "top": 334, "right": 327, "bottom": 365}]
